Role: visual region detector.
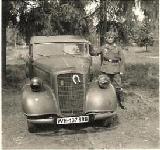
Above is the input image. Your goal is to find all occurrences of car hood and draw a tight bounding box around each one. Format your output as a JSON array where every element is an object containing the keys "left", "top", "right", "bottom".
[{"left": 33, "top": 55, "right": 91, "bottom": 73}]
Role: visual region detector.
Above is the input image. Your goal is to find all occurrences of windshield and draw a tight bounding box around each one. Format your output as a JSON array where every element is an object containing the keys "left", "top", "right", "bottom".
[{"left": 33, "top": 42, "right": 88, "bottom": 59}]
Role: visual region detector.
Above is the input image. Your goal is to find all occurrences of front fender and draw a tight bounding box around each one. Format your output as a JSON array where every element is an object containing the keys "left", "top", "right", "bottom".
[
  {"left": 22, "top": 84, "right": 60, "bottom": 116},
  {"left": 85, "top": 82, "right": 117, "bottom": 113}
]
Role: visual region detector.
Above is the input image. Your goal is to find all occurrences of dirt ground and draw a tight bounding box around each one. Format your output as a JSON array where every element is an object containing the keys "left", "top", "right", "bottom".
[{"left": 2, "top": 45, "right": 159, "bottom": 149}]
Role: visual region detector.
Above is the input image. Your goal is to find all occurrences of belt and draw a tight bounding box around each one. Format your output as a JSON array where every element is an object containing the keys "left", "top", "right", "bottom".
[{"left": 103, "top": 58, "right": 120, "bottom": 63}]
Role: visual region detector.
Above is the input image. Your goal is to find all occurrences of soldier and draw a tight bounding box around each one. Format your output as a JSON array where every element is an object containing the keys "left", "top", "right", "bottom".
[{"left": 100, "top": 31, "right": 126, "bottom": 109}]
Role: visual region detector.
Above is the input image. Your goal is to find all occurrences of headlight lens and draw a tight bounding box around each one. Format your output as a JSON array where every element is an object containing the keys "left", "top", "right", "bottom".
[
  {"left": 30, "top": 77, "right": 43, "bottom": 92},
  {"left": 98, "top": 74, "right": 110, "bottom": 89}
]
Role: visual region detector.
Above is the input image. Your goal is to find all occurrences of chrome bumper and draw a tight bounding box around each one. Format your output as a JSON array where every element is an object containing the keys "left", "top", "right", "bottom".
[
  {"left": 27, "top": 118, "right": 55, "bottom": 124},
  {"left": 94, "top": 112, "right": 117, "bottom": 120},
  {"left": 26, "top": 112, "right": 116, "bottom": 124}
]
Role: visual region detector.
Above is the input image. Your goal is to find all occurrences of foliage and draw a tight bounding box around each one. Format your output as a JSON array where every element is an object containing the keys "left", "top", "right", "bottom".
[
  {"left": 136, "top": 17, "right": 154, "bottom": 47},
  {"left": 9, "top": 0, "right": 91, "bottom": 44},
  {"left": 97, "top": 0, "right": 157, "bottom": 46},
  {"left": 5, "top": 0, "right": 159, "bottom": 45}
]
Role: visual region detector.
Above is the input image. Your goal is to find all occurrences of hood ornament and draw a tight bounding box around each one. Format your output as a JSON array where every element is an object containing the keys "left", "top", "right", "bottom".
[{"left": 72, "top": 74, "right": 80, "bottom": 84}]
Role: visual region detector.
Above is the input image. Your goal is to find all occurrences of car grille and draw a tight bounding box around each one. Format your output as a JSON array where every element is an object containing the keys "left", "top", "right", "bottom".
[{"left": 57, "top": 73, "right": 85, "bottom": 116}]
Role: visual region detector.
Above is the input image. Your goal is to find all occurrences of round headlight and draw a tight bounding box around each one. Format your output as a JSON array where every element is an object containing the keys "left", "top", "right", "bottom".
[
  {"left": 30, "top": 77, "right": 43, "bottom": 92},
  {"left": 98, "top": 74, "right": 110, "bottom": 89}
]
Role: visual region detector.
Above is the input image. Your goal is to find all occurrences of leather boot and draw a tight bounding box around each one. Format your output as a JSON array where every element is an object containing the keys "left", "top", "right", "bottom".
[{"left": 116, "top": 88, "right": 126, "bottom": 110}]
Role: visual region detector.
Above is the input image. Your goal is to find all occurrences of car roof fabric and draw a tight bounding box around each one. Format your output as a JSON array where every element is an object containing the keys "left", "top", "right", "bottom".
[{"left": 30, "top": 35, "right": 89, "bottom": 44}]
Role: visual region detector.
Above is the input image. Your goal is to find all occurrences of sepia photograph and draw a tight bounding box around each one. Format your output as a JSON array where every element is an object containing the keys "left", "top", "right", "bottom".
[{"left": 1, "top": 0, "right": 159, "bottom": 149}]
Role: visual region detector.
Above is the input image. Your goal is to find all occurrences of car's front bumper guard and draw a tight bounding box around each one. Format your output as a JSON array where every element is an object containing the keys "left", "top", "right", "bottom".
[
  {"left": 92, "top": 112, "right": 116, "bottom": 120},
  {"left": 27, "top": 112, "right": 117, "bottom": 124},
  {"left": 27, "top": 118, "right": 55, "bottom": 124}
]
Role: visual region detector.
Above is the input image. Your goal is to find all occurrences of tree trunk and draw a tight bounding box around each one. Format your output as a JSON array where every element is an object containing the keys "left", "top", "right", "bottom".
[
  {"left": 2, "top": 25, "right": 6, "bottom": 84},
  {"left": 2, "top": 0, "right": 9, "bottom": 84},
  {"left": 100, "top": 0, "right": 108, "bottom": 46},
  {"left": 145, "top": 43, "right": 148, "bottom": 52}
]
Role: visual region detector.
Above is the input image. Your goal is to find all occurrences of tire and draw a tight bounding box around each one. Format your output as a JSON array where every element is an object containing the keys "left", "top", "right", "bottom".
[
  {"left": 101, "top": 114, "right": 119, "bottom": 128},
  {"left": 27, "top": 121, "right": 38, "bottom": 133}
]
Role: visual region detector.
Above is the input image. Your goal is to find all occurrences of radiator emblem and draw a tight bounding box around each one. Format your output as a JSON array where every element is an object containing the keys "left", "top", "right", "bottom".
[
  {"left": 72, "top": 74, "right": 81, "bottom": 84},
  {"left": 60, "top": 80, "right": 64, "bottom": 86}
]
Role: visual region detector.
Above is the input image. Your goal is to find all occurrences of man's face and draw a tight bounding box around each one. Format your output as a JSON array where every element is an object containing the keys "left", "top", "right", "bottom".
[{"left": 105, "top": 36, "right": 114, "bottom": 44}]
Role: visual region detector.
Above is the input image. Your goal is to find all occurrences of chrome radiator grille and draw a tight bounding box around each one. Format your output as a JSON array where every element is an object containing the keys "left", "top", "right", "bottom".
[{"left": 57, "top": 73, "right": 84, "bottom": 116}]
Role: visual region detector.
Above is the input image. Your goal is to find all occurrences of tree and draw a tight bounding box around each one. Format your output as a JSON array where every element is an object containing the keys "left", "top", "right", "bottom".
[
  {"left": 2, "top": 0, "right": 10, "bottom": 83},
  {"left": 17, "top": 0, "right": 90, "bottom": 44}
]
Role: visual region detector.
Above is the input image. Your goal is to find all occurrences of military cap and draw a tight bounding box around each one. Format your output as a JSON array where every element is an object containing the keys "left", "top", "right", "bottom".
[{"left": 104, "top": 31, "right": 117, "bottom": 38}]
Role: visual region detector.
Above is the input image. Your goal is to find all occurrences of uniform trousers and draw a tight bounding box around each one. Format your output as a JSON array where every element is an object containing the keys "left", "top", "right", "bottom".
[{"left": 101, "top": 72, "right": 124, "bottom": 104}]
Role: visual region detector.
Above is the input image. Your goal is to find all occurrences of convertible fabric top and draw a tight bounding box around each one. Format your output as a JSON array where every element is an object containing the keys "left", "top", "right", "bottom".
[{"left": 30, "top": 35, "right": 89, "bottom": 44}]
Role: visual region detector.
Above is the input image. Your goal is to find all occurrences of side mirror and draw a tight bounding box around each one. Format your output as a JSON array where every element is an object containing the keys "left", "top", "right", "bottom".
[{"left": 89, "top": 45, "right": 100, "bottom": 56}]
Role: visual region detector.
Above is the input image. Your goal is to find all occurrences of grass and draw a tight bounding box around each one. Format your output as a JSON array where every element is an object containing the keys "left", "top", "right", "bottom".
[
  {"left": 4, "top": 64, "right": 26, "bottom": 90},
  {"left": 123, "top": 63, "right": 159, "bottom": 89},
  {"left": 122, "top": 45, "right": 159, "bottom": 90},
  {"left": 124, "top": 46, "right": 159, "bottom": 64}
]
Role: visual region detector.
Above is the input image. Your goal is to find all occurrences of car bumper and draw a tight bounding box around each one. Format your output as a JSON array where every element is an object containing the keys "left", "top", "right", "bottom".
[
  {"left": 26, "top": 112, "right": 117, "bottom": 124},
  {"left": 93, "top": 112, "right": 116, "bottom": 120},
  {"left": 27, "top": 118, "right": 55, "bottom": 124}
]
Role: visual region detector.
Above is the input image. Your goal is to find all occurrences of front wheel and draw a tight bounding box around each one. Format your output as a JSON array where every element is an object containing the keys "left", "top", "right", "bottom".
[{"left": 27, "top": 121, "right": 38, "bottom": 133}]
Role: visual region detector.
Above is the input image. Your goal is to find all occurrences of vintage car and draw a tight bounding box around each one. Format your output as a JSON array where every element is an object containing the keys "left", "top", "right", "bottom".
[{"left": 22, "top": 35, "right": 118, "bottom": 133}]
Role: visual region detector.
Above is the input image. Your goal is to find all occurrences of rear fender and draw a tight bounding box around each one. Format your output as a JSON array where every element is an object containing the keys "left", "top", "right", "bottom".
[
  {"left": 85, "top": 82, "right": 117, "bottom": 113},
  {"left": 22, "top": 84, "right": 60, "bottom": 116}
]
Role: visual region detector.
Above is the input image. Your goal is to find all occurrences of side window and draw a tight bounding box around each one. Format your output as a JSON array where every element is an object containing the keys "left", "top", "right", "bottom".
[{"left": 33, "top": 66, "right": 50, "bottom": 85}]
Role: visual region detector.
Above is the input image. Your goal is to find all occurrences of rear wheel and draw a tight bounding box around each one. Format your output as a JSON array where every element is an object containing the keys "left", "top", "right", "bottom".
[{"left": 27, "top": 121, "right": 38, "bottom": 133}]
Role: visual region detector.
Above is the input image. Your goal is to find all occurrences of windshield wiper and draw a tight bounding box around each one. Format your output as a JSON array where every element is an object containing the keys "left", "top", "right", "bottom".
[{"left": 37, "top": 54, "right": 50, "bottom": 57}]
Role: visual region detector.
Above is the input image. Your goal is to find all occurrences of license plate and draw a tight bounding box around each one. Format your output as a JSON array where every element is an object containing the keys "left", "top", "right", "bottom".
[{"left": 57, "top": 116, "right": 89, "bottom": 124}]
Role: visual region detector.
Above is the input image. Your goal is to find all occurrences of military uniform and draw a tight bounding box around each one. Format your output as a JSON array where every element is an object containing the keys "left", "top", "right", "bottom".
[
  {"left": 101, "top": 43, "right": 125, "bottom": 75},
  {"left": 100, "top": 43, "right": 125, "bottom": 109}
]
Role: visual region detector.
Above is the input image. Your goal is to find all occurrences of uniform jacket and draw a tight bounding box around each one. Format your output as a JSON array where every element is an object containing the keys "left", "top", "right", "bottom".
[{"left": 100, "top": 43, "right": 125, "bottom": 74}]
